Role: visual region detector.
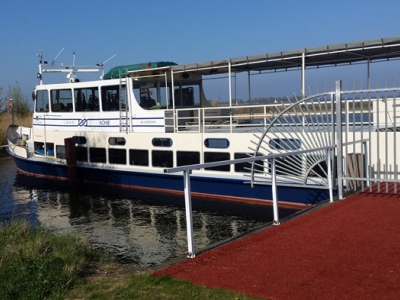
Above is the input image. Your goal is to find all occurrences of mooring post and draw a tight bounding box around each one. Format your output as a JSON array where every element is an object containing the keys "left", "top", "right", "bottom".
[
  {"left": 64, "top": 137, "right": 77, "bottom": 181},
  {"left": 271, "top": 158, "right": 280, "bottom": 225},
  {"left": 183, "top": 170, "right": 195, "bottom": 258}
]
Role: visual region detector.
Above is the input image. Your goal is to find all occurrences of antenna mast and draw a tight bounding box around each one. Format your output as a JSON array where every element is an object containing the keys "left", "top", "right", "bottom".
[{"left": 51, "top": 46, "right": 65, "bottom": 65}]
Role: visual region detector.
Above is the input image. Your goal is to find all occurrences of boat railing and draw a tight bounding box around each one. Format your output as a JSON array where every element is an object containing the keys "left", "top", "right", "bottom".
[
  {"left": 164, "top": 95, "right": 400, "bottom": 134},
  {"left": 164, "top": 103, "right": 290, "bottom": 133}
]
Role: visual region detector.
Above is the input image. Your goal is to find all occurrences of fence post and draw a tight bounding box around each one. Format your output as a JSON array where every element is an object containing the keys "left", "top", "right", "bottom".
[
  {"left": 363, "top": 141, "right": 370, "bottom": 188},
  {"left": 183, "top": 170, "right": 195, "bottom": 258},
  {"left": 335, "top": 80, "right": 344, "bottom": 200},
  {"left": 271, "top": 158, "right": 280, "bottom": 225},
  {"left": 327, "top": 149, "right": 334, "bottom": 202}
]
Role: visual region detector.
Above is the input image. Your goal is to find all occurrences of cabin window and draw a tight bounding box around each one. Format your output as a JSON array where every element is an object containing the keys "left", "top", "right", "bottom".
[
  {"left": 129, "top": 149, "right": 149, "bottom": 166},
  {"left": 234, "top": 153, "right": 264, "bottom": 173},
  {"left": 34, "top": 142, "right": 45, "bottom": 155},
  {"left": 269, "top": 138, "right": 301, "bottom": 150},
  {"left": 50, "top": 89, "right": 72, "bottom": 112},
  {"left": 177, "top": 151, "right": 200, "bottom": 166},
  {"left": 101, "top": 85, "right": 120, "bottom": 111},
  {"left": 74, "top": 88, "right": 99, "bottom": 112},
  {"left": 35, "top": 90, "right": 49, "bottom": 112},
  {"left": 33, "top": 142, "right": 54, "bottom": 156},
  {"left": 204, "top": 152, "right": 230, "bottom": 171},
  {"left": 109, "top": 137, "right": 126, "bottom": 146},
  {"left": 152, "top": 150, "right": 173, "bottom": 168},
  {"left": 109, "top": 149, "right": 126, "bottom": 165},
  {"left": 204, "top": 138, "right": 230, "bottom": 149},
  {"left": 90, "top": 147, "right": 106, "bottom": 163},
  {"left": 56, "top": 145, "right": 66, "bottom": 159},
  {"left": 137, "top": 84, "right": 157, "bottom": 108},
  {"left": 76, "top": 146, "right": 88, "bottom": 162},
  {"left": 152, "top": 138, "right": 173, "bottom": 147},
  {"left": 133, "top": 82, "right": 171, "bottom": 109},
  {"left": 73, "top": 136, "right": 87, "bottom": 145},
  {"left": 46, "top": 143, "right": 54, "bottom": 156}
]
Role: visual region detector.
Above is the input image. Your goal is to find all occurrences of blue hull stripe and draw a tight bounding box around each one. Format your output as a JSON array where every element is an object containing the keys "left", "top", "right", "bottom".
[{"left": 9, "top": 152, "right": 332, "bottom": 208}]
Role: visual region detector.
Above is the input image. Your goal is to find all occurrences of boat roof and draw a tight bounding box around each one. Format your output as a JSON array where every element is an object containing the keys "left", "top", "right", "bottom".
[
  {"left": 170, "top": 35, "right": 400, "bottom": 75},
  {"left": 103, "top": 61, "right": 177, "bottom": 79}
]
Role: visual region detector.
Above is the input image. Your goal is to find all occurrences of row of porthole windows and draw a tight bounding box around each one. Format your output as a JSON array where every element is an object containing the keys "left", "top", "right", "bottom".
[
  {"left": 75, "top": 137, "right": 230, "bottom": 149},
  {"left": 109, "top": 137, "right": 230, "bottom": 148},
  {"left": 75, "top": 136, "right": 301, "bottom": 150}
]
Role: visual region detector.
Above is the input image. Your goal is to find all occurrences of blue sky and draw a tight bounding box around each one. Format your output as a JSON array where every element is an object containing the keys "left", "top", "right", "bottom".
[{"left": 1, "top": 0, "right": 400, "bottom": 100}]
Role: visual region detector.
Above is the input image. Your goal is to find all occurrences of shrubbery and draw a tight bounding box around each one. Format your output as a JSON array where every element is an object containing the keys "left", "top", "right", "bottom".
[{"left": 0, "top": 220, "right": 94, "bottom": 300}]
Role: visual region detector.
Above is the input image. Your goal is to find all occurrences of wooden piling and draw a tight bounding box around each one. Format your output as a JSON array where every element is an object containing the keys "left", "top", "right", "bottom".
[{"left": 64, "top": 137, "right": 77, "bottom": 181}]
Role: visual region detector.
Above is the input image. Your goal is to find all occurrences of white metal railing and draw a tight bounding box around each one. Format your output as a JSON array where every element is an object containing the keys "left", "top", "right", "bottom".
[
  {"left": 164, "top": 103, "right": 283, "bottom": 133},
  {"left": 336, "top": 80, "right": 400, "bottom": 196},
  {"left": 164, "top": 145, "right": 335, "bottom": 258}
]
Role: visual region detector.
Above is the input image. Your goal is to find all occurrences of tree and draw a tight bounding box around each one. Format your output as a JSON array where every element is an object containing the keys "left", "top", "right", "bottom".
[{"left": 4, "top": 82, "right": 31, "bottom": 117}]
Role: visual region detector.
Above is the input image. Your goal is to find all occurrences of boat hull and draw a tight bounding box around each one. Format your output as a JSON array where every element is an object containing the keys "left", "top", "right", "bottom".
[{"left": 8, "top": 148, "right": 331, "bottom": 208}]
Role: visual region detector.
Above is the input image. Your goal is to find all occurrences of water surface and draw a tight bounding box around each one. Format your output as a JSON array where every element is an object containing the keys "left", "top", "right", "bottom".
[{"left": 0, "top": 157, "right": 298, "bottom": 267}]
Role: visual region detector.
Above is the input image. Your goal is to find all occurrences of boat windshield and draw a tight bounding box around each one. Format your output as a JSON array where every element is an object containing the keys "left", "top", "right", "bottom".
[{"left": 133, "top": 80, "right": 201, "bottom": 109}]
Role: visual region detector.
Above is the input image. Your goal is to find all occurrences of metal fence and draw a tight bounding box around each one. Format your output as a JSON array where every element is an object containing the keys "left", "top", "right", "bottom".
[{"left": 336, "top": 80, "right": 400, "bottom": 196}]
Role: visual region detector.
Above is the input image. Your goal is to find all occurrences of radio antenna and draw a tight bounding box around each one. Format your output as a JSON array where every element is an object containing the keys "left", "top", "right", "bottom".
[
  {"left": 51, "top": 46, "right": 65, "bottom": 65},
  {"left": 72, "top": 51, "right": 76, "bottom": 66},
  {"left": 97, "top": 54, "right": 117, "bottom": 66}
]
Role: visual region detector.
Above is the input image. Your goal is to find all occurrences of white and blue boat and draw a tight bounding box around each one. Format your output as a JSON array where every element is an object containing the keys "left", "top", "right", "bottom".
[{"left": 7, "top": 36, "right": 400, "bottom": 207}]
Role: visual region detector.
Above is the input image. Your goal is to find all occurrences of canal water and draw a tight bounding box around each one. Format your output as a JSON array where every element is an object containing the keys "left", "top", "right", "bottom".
[{"left": 0, "top": 156, "right": 299, "bottom": 268}]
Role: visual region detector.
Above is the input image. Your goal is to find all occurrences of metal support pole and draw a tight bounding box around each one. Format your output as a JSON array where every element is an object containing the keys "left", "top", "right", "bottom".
[
  {"left": 183, "top": 170, "right": 195, "bottom": 258},
  {"left": 301, "top": 53, "right": 305, "bottom": 98},
  {"left": 363, "top": 141, "right": 370, "bottom": 188},
  {"left": 228, "top": 60, "right": 232, "bottom": 107},
  {"left": 248, "top": 70, "right": 251, "bottom": 102},
  {"left": 271, "top": 158, "right": 280, "bottom": 225},
  {"left": 327, "top": 149, "right": 333, "bottom": 203},
  {"left": 335, "top": 80, "right": 344, "bottom": 200}
]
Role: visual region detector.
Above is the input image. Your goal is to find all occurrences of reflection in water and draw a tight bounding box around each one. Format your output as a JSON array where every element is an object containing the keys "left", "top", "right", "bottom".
[{"left": 0, "top": 158, "right": 299, "bottom": 267}]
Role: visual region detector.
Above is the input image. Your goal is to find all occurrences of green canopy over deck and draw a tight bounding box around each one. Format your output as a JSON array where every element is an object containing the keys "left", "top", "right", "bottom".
[{"left": 103, "top": 61, "right": 177, "bottom": 79}]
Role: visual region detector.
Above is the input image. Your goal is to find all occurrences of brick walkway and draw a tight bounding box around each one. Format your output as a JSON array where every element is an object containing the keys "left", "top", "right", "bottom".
[{"left": 154, "top": 185, "right": 400, "bottom": 299}]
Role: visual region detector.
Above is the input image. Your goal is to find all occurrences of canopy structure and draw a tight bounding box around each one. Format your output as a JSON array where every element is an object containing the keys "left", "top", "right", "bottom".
[
  {"left": 170, "top": 35, "right": 400, "bottom": 97},
  {"left": 171, "top": 36, "right": 400, "bottom": 74},
  {"left": 102, "top": 36, "right": 400, "bottom": 100},
  {"left": 103, "top": 61, "right": 177, "bottom": 79}
]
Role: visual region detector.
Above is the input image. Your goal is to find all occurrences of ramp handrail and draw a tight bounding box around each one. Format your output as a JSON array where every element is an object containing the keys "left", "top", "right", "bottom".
[{"left": 164, "top": 145, "right": 336, "bottom": 258}]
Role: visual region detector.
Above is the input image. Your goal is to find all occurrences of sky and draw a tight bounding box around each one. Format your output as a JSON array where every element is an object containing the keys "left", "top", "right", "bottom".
[{"left": 1, "top": 0, "right": 400, "bottom": 101}]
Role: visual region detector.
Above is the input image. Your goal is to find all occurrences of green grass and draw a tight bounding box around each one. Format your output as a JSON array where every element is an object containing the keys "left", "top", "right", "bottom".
[
  {"left": 66, "top": 272, "right": 263, "bottom": 300},
  {"left": 0, "top": 220, "right": 99, "bottom": 300},
  {"left": 0, "top": 220, "right": 264, "bottom": 300}
]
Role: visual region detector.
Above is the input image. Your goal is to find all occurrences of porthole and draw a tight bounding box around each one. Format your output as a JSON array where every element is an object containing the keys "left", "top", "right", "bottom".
[
  {"left": 109, "top": 137, "right": 126, "bottom": 146},
  {"left": 204, "top": 138, "right": 229, "bottom": 149},
  {"left": 269, "top": 138, "right": 301, "bottom": 150},
  {"left": 152, "top": 138, "right": 173, "bottom": 147}
]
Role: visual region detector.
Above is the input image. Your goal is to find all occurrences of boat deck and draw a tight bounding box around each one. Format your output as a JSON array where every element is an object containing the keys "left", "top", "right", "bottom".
[{"left": 154, "top": 183, "right": 400, "bottom": 299}]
